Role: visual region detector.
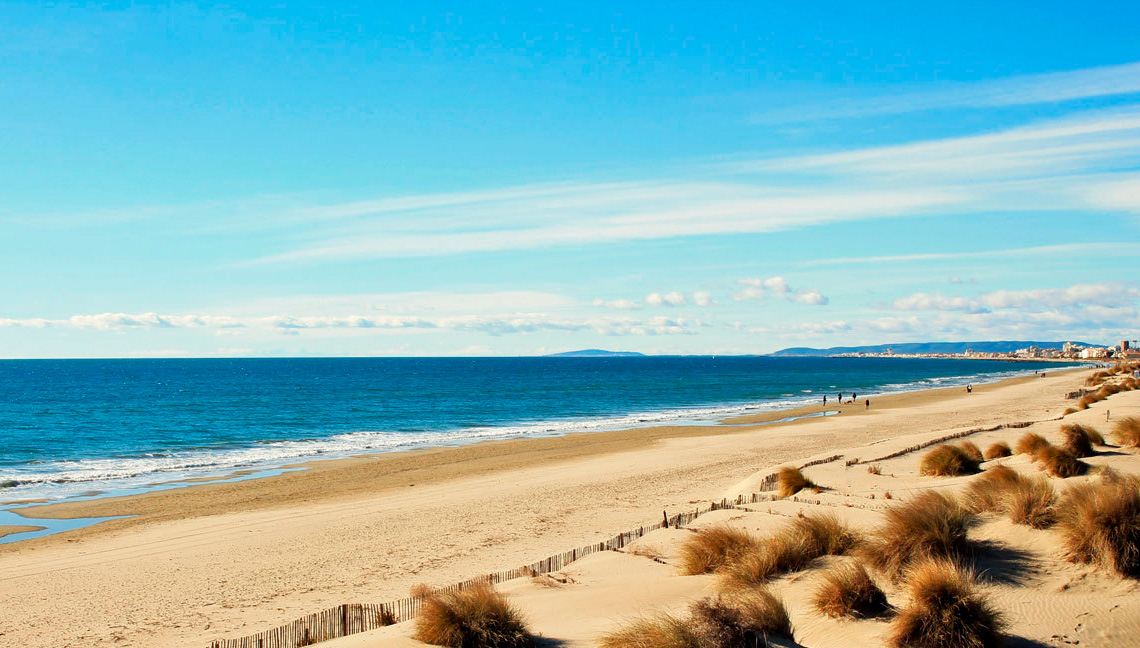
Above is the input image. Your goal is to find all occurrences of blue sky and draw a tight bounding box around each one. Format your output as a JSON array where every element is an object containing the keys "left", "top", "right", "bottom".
[{"left": 2, "top": 2, "right": 1139, "bottom": 358}]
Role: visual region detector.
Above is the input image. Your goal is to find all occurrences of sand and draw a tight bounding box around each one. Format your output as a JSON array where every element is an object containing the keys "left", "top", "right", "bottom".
[
  {"left": 0, "top": 525, "right": 46, "bottom": 539},
  {"left": 3, "top": 366, "right": 1135, "bottom": 647}
]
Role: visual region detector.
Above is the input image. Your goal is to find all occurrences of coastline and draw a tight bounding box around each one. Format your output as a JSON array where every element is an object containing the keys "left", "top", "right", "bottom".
[
  {"left": 5, "top": 366, "right": 1080, "bottom": 535},
  {"left": 0, "top": 366, "right": 1096, "bottom": 648},
  {"left": 0, "top": 358, "right": 1078, "bottom": 510}
]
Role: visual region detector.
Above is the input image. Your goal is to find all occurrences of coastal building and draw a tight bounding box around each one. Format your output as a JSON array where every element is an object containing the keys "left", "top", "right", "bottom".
[{"left": 1080, "top": 347, "right": 1112, "bottom": 359}]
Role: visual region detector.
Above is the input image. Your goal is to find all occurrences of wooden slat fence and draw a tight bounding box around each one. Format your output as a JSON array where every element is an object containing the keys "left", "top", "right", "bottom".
[
  {"left": 843, "top": 417, "right": 1060, "bottom": 467},
  {"left": 206, "top": 494, "right": 781, "bottom": 648}
]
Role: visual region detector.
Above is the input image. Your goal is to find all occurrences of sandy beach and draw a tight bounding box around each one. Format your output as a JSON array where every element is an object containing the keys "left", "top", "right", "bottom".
[{"left": 3, "top": 365, "right": 1134, "bottom": 648}]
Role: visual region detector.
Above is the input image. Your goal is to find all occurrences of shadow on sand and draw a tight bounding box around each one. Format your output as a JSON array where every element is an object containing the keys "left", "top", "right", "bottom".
[{"left": 972, "top": 538, "right": 1040, "bottom": 586}]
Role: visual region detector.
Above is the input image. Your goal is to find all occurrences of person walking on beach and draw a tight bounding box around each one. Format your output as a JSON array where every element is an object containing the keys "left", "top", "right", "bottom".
[
  {"left": 823, "top": 395, "right": 827, "bottom": 405},
  {"left": 852, "top": 392, "right": 857, "bottom": 401},
  {"left": 865, "top": 399, "right": 869, "bottom": 409},
  {"left": 966, "top": 384, "right": 972, "bottom": 393}
]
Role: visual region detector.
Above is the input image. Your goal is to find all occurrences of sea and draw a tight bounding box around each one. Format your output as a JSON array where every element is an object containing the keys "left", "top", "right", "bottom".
[{"left": 0, "top": 356, "right": 1074, "bottom": 506}]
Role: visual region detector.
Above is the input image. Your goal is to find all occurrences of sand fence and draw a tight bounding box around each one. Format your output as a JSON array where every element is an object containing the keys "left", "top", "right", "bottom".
[{"left": 207, "top": 418, "right": 1053, "bottom": 647}]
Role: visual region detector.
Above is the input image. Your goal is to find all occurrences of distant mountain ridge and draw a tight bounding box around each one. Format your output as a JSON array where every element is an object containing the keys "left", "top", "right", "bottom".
[
  {"left": 769, "top": 341, "right": 1097, "bottom": 357},
  {"left": 546, "top": 349, "right": 647, "bottom": 357}
]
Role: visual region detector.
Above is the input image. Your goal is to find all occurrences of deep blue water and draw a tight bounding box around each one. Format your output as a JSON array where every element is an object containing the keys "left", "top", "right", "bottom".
[{"left": 0, "top": 356, "right": 1069, "bottom": 502}]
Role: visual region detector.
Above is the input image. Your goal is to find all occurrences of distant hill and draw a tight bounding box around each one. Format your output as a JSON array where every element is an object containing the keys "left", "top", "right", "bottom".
[
  {"left": 769, "top": 341, "right": 1097, "bottom": 357},
  {"left": 546, "top": 349, "right": 647, "bottom": 357}
]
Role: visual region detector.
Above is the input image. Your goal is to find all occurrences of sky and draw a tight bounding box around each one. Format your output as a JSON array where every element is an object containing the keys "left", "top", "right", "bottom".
[{"left": 2, "top": 2, "right": 1140, "bottom": 358}]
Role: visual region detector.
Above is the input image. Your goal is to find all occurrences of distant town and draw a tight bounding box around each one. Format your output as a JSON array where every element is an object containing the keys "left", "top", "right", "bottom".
[{"left": 834, "top": 339, "right": 1140, "bottom": 362}]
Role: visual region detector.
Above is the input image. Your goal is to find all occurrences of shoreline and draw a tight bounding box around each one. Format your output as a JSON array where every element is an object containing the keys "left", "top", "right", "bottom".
[
  {"left": 4, "top": 365, "right": 1081, "bottom": 538},
  {"left": 0, "top": 359, "right": 1077, "bottom": 511},
  {"left": 0, "top": 365, "right": 1097, "bottom": 648}
]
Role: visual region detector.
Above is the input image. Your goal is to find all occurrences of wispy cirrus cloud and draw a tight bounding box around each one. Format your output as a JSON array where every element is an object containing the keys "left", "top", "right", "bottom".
[
  {"left": 242, "top": 108, "right": 1140, "bottom": 265},
  {"left": 800, "top": 242, "right": 1140, "bottom": 268},
  {"left": 752, "top": 60, "right": 1140, "bottom": 123},
  {"left": 15, "top": 107, "right": 1140, "bottom": 268}
]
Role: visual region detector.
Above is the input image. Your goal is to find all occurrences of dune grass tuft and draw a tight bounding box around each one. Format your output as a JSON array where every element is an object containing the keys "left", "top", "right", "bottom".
[
  {"left": 413, "top": 584, "right": 533, "bottom": 648},
  {"left": 962, "top": 465, "right": 1022, "bottom": 514},
  {"left": 1062, "top": 407, "right": 1078, "bottom": 416},
  {"left": 690, "top": 588, "right": 793, "bottom": 646},
  {"left": 1114, "top": 417, "right": 1140, "bottom": 448},
  {"left": 957, "top": 441, "right": 984, "bottom": 463},
  {"left": 1083, "top": 425, "right": 1106, "bottom": 445},
  {"left": 811, "top": 562, "right": 891, "bottom": 619},
  {"left": 600, "top": 588, "right": 792, "bottom": 648},
  {"left": 1034, "top": 445, "right": 1089, "bottom": 478},
  {"left": 1014, "top": 432, "right": 1050, "bottom": 456},
  {"left": 983, "top": 442, "right": 1011, "bottom": 460},
  {"left": 678, "top": 525, "right": 759, "bottom": 576},
  {"left": 597, "top": 614, "right": 698, "bottom": 648},
  {"left": 721, "top": 513, "right": 859, "bottom": 587},
  {"left": 888, "top": 559, "right": 1004, "bottom": 648},
  {"left": 1056, "top": 473, "right": 1140, "bottom": 577},
  {"left": 776, "top": 466, "right": 814, "bottom": 498},
  {"left": 963, "top": 466, "right": 1056, "bottom": 528},
  {"left": 863, "top": 491, "right": 972, "bottom": 579},
  {"left": 1059, "top": 424, "right": 1096, "bottom": 458},
  {"left": 919, "top": 445, "right": 980, "bottom": 477},
  {"left": 1086, "top": 371, "right": 1111, "bottom": 386},
  {"left": 1007, "top": 476, "right": 1057, "bottom": 528},
  {"left": 793, "top": 512, "right": 861, "bottom": 556}
]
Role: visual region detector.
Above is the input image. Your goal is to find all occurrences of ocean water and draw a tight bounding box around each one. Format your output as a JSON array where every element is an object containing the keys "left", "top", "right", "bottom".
[{"left": 0, "top": 356, "right": 1071, "bottom": 503}]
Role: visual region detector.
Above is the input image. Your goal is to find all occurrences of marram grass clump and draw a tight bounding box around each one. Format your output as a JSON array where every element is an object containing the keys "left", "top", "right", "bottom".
[
  {"left": 962, "top": 466, "right": 1056, "bottom": 528},
  {"left": 1114, "top": 417, "right": 1140, "bottom": 448},
  {"left": 811, "top": 562, "right": 891, "bottom": 619},
  {"left": 1006, "top": 475, "right": 1057, "bottom": 528},
  {"left": 1059, "top": 424, "right": 1096, "bottom": 458},
  {"left": 888, "top": 559, "right": 1004, "bottom": 648},
  {"left": 678, "top": 525, "right": 759, "bottom": 576},
  {"left": 597, "top": 614, "right": 697, "bottom": 648},
  {"left": 919, "top": 444, "right": 980, "bottom": 477},
  {"left": 1056, "top": 472, "right": 1140, "bottom": 577},
  {"left": 1034, "top": 445, "right": 1089, "bottom": 479},
  {"left": 1014, "top": 432, "right": 1050, "bottom": 456},
  {"left": 962, "top": 465, "right": 1022, "bottom": 514},
  {"left": 862, "top": 491, "right": 972, "bottom": 579},
  {"left": 413, "top": 584, "right": 534, "bottom": 648},
  {"left": 776, "top": 466, "right": 814, "bottom": 498},
  {"left": 721, "top": 513, "right": 859, "bottom": 587},
  {"left": 599, "top": 587, "right": 792, "bottom": 648},
  {"left": 983, "top": 442, "right": 1012, "bottom": 460},
  {"left": 957, "top": 441, "right": 984, "bottom": 463}
]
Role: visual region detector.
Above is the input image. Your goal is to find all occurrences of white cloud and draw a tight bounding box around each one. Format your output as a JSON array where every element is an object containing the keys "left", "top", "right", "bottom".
[
  {"left": 734, "top": 277, "right": 829, "bottom": 306},
  {"left": 753, "top": 60, "right": 1140, "bottom": 123},
  {"left": 25, "top": 104, "right": 1140, "bottom": 267},
  {"left": 802, "top": 242, "right": 1140, "bottom": 268},
  {"left": 0, "top": 310, "right": 705, "bottom": 338},
  {"left": 752, "top": 110, "right": 1140, "bottom": 183},
  {"left": 646, "top": 291, "right": 687, "bottom": 307},
  {"left": 693, "top": 291, "right": 716, "bottom": 307},
  {"left": 893, "top": 293, "right": 990, "bottom": 314},
  {"left": 592, "top": 298, "right": 641, "bottom": 310},
  {"left": 793, "top": 290, "right": 828, "bottom": 306},
  {"left": 894, "top": 282, "right": 1140, "bottom": 314}
]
